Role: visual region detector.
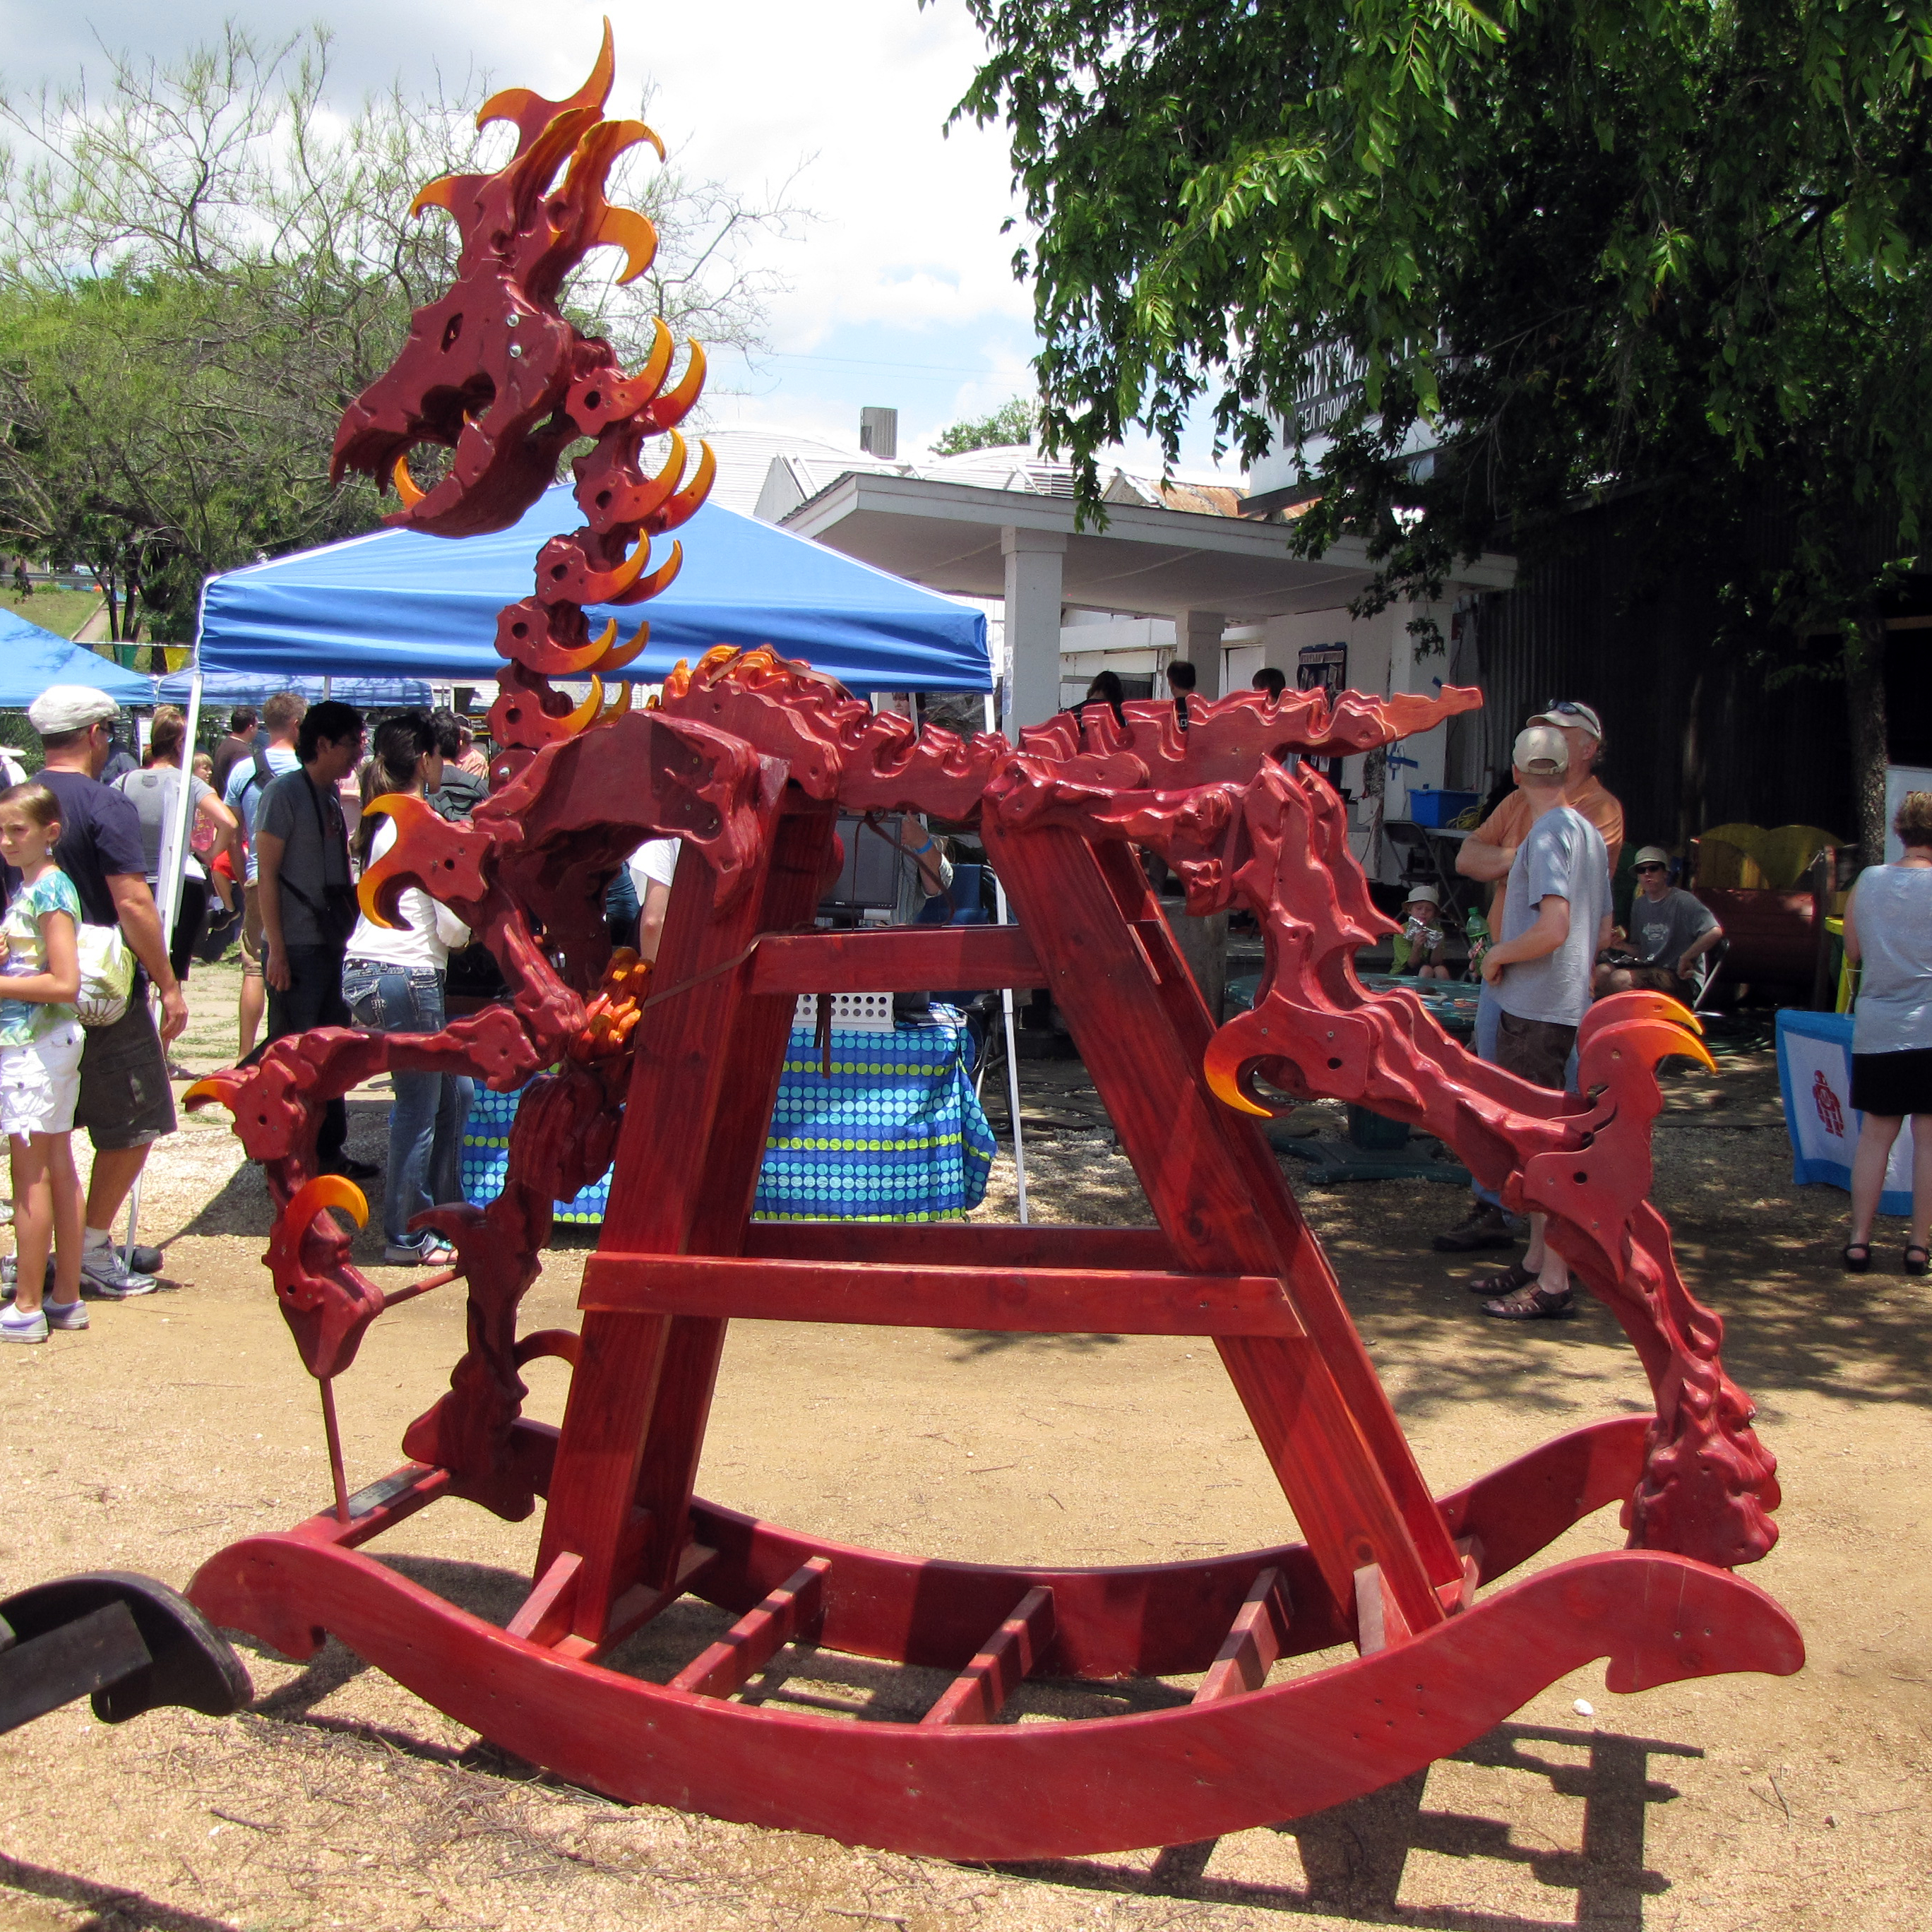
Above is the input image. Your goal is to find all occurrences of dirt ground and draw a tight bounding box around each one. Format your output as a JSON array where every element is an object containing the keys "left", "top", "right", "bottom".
[{"left": 1, "top": 962, "right": 1928, "bottom": 1931}]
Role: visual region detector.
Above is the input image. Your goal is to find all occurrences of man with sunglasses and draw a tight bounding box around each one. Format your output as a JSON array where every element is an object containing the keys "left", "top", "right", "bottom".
[
  {"left": 1433, "top": 700, "right": 1624, "bottom": 1254},
  {"left": 1597, "top": 845, "right": 1722, "bottom": 1001}
]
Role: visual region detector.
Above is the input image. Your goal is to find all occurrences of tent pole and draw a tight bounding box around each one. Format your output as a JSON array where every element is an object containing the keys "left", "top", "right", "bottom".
[
  {"left": 132, "top": 599, "right": 205, "bottom": 1272},
  {"left": 984, "top": 693, "right": 1027, "bottom": 1224}
]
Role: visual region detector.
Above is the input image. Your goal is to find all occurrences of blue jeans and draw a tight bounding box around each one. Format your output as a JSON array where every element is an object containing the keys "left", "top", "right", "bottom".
[{"left": 340, "top": 963, "right": 474, "bottom": 1249}]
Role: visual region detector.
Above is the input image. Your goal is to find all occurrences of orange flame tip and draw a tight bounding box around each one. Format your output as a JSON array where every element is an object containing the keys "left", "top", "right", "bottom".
[
  {"left": 592, "top": 624, "right": 648, "bottom": 672},
  {"left": 561, "top": 677, "right": 604, "bottom": 734},
  {"left": 284, "top": 1172, "right": 370, "bottom": 1232},
  {"left": 183, "top": 1074, "right": 242, "bottom": 1113},
  {"left": 590, "top": 203, "right": 660, "bottom": 285},
  {"left": 602, "top": 679, "right": 633, "bottom": 722},
  {"left": 408, "top": 177, "right": 461, "bottom": 218}
]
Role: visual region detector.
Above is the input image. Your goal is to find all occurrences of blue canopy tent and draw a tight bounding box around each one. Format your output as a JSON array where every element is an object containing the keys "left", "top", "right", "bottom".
[
  {"left": 193, "top": 487, "right": 989, "bottom": 693},
  {"left": 157, "top": 669, "right": 432, "bottom": 710},
  {"left": 0, "top": 608, "right": 155, "bottom": 707}
]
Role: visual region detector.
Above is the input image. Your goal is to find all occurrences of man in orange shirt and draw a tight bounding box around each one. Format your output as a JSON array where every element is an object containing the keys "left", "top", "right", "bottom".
[{"left": 1432, "top": 700, "right": 1625, "bottom": 1253}]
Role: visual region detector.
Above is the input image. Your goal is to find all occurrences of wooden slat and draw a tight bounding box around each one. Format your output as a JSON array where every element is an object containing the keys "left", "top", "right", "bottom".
[
  {"left": 920, "top": 1586, "right": 1056, "bottom": 1728},
  {"left": 669, "top": 1556, "right": 831, "bottom": 1699},
  {"left": 749, "top": 924, "right": 1042, "bottom": 995},
  {"left": 580, "top": 1253, "right": 1304, "bottom": 1337},
  {"left": 0, "top": 1604, "right": 150, "bottom": 1735},
  {"left": 1353, "top": 1563, "right": 1416, "bottom": 1656},
  {"left": 553, "top": 1541, "right": 720, "bottom": 1664},
  {"left": 743, "top": 1220, "right": 1181, "bottom": 1273},
  {"left": 506, "top": 1551, "right": 582, "bottom": 1647},
  {"left": 1192, "top": 1567, "right": 1292, "bottom": 1704}
]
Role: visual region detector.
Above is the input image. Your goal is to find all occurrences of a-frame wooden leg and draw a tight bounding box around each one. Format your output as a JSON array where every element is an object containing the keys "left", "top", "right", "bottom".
[
  {"left": 982, "top": 819, "right": 1460, "bottom": 1637},
  {"left": 536, "top": 785, "right": 835, "bottom": 1640}
]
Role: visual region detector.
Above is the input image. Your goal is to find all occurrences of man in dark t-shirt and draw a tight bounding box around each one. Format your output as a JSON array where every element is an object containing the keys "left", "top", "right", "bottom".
[
  {"left": 27, "top": 685, "right": 189, "bottom": 1296},
  {"left": 256, "top": 699, "right": 371, "bottom": 1179},
  {"left": 210, "top": 708, "right": 259, "bottom": 799}
]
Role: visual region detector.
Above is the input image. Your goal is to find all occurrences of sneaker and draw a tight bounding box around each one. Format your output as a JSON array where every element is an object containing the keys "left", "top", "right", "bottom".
[
  {"left": 0, "top": 1253, "right": 56, "bottom": 1301},
  {"left": 78, "top": 1246, "right": 158, "bottom": 1299},
  {"left": 1, "top": 1304, "right": 47, "bottom": 1343},
  {"left": 383, "top": 1240, "right": 455, "bottom": 1267},
  {"left": 1430, "top": 1203, "right": 1520, "bottom": 1253},
  {"left": 43, "top": 1298, "right": 88, "bottom": 1331}
]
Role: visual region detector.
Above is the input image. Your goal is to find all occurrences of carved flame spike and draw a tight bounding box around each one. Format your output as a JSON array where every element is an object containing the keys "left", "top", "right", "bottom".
[
  {"left": 561, "top": 677, "right": 604, "bottom": 734},
  {"left": 614, "top": 538, "right": 683, "bottom": 605},
  {"left": 663, "top": 657, "right": 693, "bottom": 700},
  {"left": 357, "top": 791, "right": 441, "bottom": 929},
  {"left": 592, "top": 624, "right": 648, "bottom": 673},
  {"left": 602, "top": 679, "right": 633, "bottom": 722},
  {"left": 650, "top": 341, "right": 707, "bottom": 429},
  {"left": 392, "top": 454, "right": 427, "bottom": 508},
  {"left": 282, "top": 1172, "right": 370, "bottom": 1234},
  {"left": 1594, "top": 1016, "right": 1719, "bottom": 1076},
  {"left": 409, "top": 177, "right": 463, "bottom": 218},
  {"left": 183, "top": 1073, "right": 245, "bottom": 1114},
  {"left": 655, "top": 440, "right": 716, "bottom": 531},
  {"left": 589, "top": 204, "right": 659, "bottom": 284},
  {"left": 477, "top": 17, "right": 616, "bottom": 151}
]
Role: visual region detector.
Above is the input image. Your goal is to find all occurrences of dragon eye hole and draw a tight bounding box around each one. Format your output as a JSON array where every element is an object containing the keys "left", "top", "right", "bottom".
[{"left": 441, "top": 314, "right": 463, "bottom": 352}]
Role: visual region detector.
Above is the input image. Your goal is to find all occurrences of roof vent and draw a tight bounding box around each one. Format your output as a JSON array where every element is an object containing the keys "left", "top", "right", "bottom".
[{"left": 859, "top": 406, "right": 898, "bottom": 460}]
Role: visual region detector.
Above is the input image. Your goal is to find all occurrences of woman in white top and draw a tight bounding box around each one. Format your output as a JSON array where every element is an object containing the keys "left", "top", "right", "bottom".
[
  {"left": 1841, "top": 789, "right": 1932, "bottom": 1276},
  {"left": 342, "top": 713, "right": 475, "bottom": 1267}
]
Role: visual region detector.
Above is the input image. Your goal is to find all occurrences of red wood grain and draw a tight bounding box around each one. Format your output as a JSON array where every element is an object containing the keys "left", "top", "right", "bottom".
[
  {"left": 188, "top": 1531, "right": 1802, "bottom": 1859},
  {"left": 921, "top": 1586, "right": 1056, "bottom": 1727},
  {"left": 982, "top": 816, "right": 1455, "bottom": 1635},
  {"left": 1193, "top": 1568, "right": 1291, "bottom": 1703},
  {"left": 748, "top": 924, "right": 1042, "bottom": 996},
  {"left": 578, "top": 1254, "right": 1304, "bottom": 1337},
  {"left": 669, "top": 1557, "right": 830, "bottom": 1698},
  {"left": 744, "top": 1221, "right": 1181, "bottom": 1272}
]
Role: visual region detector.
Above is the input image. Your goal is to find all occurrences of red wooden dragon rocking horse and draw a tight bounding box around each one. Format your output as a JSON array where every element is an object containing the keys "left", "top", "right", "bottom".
[{"left": 184, "top": 27, "right": 1801, "bottom": 1859}]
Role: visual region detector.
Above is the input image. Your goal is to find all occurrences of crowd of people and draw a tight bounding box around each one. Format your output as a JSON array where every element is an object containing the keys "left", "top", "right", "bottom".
[{"left": 0, "top": 685, "right": 511, "bottom": 1343}]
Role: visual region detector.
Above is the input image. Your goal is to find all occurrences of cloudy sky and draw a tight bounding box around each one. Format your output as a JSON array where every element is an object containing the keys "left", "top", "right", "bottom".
[{"left": 0, "top": 0, "right": 1241, "bottom": 479}]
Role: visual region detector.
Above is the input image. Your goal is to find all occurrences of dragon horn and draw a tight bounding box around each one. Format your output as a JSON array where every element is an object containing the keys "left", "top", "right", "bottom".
[
  {"left": 614, "top": 539, "right": 683, "bottom": 606},
  {"left": 590, "top": 205, "right": 658, "bottom": 285},
  {"left": 391, "top": 453, "right": 427, "bottom": 507},
  {"left": 592, "top": 623, "right": 648, "bottom": 672},
  {"left": 633, "top": 319, "right": 675, "bottom": 398},
  {"left": 601, "top": 679, "right": 633, "bottom": 723},
  {"left": 356, "top": 792, "right": 439, "bottom": 929},
  {"left": 650, "top": 340, "right": 707, "bottom": 429},
  {"left": 1593, "top": 1015, "right": 1719, "bottom": 1075},
  {"left": 284, "top": 1173, "right": 370, "bottom": 1234},
  {"left": 562, "top": 677, "right": 604, "bottom": 734},
  {"left": 183, "top": 1071, "right": 245, "bottom": 1114},
  {"left": 653, "top": 440, "right": 716, "bottom": 533},
  {"left": 1201, "top": 1014, "right": 1280, "bottom": 1118}
]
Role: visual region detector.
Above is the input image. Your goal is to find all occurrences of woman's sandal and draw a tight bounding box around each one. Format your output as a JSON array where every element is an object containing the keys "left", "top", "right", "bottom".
[
  {"left": 1904, "top": 1245, "right": 1929, "bottom": 1278},
  {"left": 1481, "top": 1284, "right": 1575, "bottom": 1320},
  {"left": 1467, "top": 1260, "right": 1535, "bottom": 1297},
  {"left": 1843, "top": 1243, "right": 1873, "bottom": 1274}
]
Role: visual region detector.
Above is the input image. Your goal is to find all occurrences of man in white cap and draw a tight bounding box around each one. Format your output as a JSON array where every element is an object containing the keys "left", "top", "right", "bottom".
[
  {"left": 1434, "top": 698, "right": 1624, "bottom": 1254},
  {"left": 1597, "top": 846, "right": 1723, "bottom": 1001},
  {"left": 1469, "top": 724, "right": 1613, "bottom": 1320},
  {"left": 27, "top": 685, "right": 188, "bottom": 1294}
]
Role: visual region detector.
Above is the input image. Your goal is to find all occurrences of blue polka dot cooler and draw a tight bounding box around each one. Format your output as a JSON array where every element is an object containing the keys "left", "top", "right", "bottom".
[{"left": 459, "top": 1008, "right": 995, "bottom": 1224}]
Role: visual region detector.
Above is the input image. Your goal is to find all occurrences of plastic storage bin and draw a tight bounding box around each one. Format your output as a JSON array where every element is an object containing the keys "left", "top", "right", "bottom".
[{"left": 1406, "top": 789, "right": 1479, "bottom": 828}]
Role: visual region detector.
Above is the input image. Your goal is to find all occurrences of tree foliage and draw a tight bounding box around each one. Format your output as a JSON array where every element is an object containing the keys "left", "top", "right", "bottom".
[
  {"left": 932, "top": 395, "right": 1037, "bottom": 455},
  {"left": 0, "top": 26, "right": 799, "bottom": 640},
  {"left": 956, "top": 0, "right": 1932, "bottom": 854}
]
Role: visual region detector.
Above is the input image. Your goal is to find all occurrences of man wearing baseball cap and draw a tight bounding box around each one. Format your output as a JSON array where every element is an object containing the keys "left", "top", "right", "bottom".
[
  {"left": 1597, "top": 846, "right": 1723, "bottom": 1001},
  {"left": 1435, "top": 697, "right": 1624, "bottom": 1256},
  {"left": 26, "top": 685, "right": 188, "bottom": 1296},
  {"left": 1469, "top": 724, "right": 1614, "bottom": 1318}
]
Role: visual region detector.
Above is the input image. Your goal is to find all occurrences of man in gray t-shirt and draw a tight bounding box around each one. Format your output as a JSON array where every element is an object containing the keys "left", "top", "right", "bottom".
[
  {"left": 1597, "top": 845, "right": 1722, "bottom": 999},
  {"left": 1474, "top": 725, "right": 1613, "bottom": 1322}
]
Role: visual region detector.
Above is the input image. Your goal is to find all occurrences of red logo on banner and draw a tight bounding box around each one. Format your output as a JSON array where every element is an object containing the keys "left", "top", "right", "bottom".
[{"left": 1813, "top": 1068, "right": 1845, "bottom": 1138}]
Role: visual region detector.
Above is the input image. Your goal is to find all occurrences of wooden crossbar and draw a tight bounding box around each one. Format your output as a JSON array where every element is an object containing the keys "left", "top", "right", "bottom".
[
  {"left": 579, "top": 1254, "right": 1304, "bottom": 1337},
  {"left": 743, "top": 1222, "right": 1182, "bottom": 1273},
  {"left": 1192, "top": 1566, "right": 1292, "bottom": 1703},
  {"left": 748, "top": 924, "right": 1041, "bottom": 996},
  {"left": 669, "top": 1556, "right": 831, "bottom": 1699},
  {"left": 921, "top": 1585, "right": 1056, "bottom": 1727}
]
